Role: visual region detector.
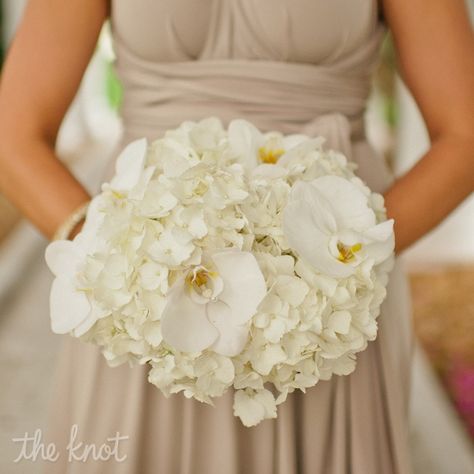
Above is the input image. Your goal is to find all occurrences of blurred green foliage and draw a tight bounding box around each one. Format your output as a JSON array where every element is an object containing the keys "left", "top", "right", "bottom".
[
  {"left": 105, "top": 59, "right": 123, "bottom": 111},
  {"left": 377, "top": 34, "right": 398, "bottom": 128}
]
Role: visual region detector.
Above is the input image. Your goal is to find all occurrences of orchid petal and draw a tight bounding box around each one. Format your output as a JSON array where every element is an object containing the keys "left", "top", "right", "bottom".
[
  {"left": 50, "top": 277, "right": 91, "bottom": 334},
  {"left": 364, "top": 235, "right": 395, "bottom": 265},
  {"left": 161, "top": 280, "right": 218, "bottom": 353},
  {"left": 80, "top": 195, "right": 104, "bottom": 236},
  {"left": 207, "top": 301, "right": 250, "bottom": 356},
  {"left": 361, "top": 220, "right": 395, "bottom": 264},
  {"left": 211, "top": 249, "right": 267, "bottom": 325},
  {"left": 228, "top": 119, "right": 263, "bottom": 170},
  {"left": 309, "top": 176, "right": 376, "bottom": 230},
  {"left": 129, "top": 165, "right": 156, "bottom": 200},
  {"left": 289, "top": 181, "right": 337, "bottom": 234},
  {"left": 73, "top": 315, "right": 97, "bottom": 338},
  {"left": 281, "top": 134, "right": 310, "bottom": 150},
  {"left": 364, "top": 220, "right": 394, "bottom": 241},
  {"left": 45, "top": 240, "right": 82, "bottom": 277},
  {"left": 110, "top": 138, "right": 147, "bottom": 191}
]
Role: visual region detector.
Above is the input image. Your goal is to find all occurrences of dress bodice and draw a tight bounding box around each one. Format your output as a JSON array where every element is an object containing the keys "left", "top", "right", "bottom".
[
  {"left": 111, "top": 0, "right": 383, "bottom": 64},
  {"left": 108, "top": 1, "right": 391, "bottom": 192}
]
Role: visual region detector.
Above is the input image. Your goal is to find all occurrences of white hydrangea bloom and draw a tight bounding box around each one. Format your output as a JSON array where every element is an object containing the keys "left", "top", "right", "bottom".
[{"left": 45, "top": 117, "right": 395, "bottom": 427}]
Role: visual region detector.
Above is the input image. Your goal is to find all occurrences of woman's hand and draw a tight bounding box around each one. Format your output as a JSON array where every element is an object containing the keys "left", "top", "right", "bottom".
[
  {"left": 382, "top": 0, "right": 474, "bottom": 253},
  {"left": 0, "top": 0, "right": 110, "bottom": 240}
]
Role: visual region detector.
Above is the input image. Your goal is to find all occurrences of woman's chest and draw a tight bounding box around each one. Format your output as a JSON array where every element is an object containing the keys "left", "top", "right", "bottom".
[{"left": 111, "top": 0, "right": 380, "bottom": 63}]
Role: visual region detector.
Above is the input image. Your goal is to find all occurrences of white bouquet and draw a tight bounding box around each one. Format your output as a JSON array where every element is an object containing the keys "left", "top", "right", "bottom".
[{"left": 45, "top": 117, "right": 395, "bottom": 426}]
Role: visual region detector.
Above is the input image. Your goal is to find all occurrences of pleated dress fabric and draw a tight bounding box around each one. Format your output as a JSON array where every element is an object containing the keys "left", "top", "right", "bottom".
[{"left": 44, "top": 1, "right": 415, "bottom": 473}]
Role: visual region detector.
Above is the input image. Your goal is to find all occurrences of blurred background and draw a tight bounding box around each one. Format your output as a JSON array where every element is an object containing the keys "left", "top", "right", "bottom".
[{"left": 0, "top": 1, "right": 473, "bottom": 472}]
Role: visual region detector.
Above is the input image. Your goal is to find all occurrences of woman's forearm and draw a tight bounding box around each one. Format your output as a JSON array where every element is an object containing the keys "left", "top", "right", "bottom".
[
  {"left": 0, "top": 0, "right": 109, "bottom": 241},
  {"left": 384, "top": 133, "right": 474, "bottom": 254},
  {"left": 0, "top": 136, "right": 90, "bottom": 240}
]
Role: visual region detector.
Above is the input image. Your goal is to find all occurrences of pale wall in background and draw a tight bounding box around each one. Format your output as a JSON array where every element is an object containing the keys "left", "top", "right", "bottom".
[{"left": 2, "top": 0, "right": 27, "bottom": 44}]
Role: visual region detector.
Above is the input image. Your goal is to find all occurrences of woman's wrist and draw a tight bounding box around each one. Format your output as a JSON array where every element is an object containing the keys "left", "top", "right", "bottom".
[
  {"left": 68, "top": 218, "right": 85, "bottom": 240},
  {"left": 52, "top": 200, "right": 90, "bottom": 241}
]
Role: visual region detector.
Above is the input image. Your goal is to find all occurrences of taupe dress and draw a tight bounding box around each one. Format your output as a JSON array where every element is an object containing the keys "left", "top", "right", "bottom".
[{"left": 45, "top": 1, "right": 415, "bottom": 472}]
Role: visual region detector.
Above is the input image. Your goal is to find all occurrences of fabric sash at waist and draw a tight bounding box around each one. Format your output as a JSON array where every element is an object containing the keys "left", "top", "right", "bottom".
[
  {"left": 111, "top": 25, "right": 385, "bottom": 161},
  {"left": 114, "top": 28, "right": 386, "bottom": 144}
]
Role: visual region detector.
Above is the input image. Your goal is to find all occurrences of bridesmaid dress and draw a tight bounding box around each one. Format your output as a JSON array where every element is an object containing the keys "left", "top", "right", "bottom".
[{"left": 45, "top": 1, "right": 415, "bottom": 473}]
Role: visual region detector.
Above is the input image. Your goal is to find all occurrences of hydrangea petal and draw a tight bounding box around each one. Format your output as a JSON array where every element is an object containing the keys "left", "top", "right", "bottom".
[
  {"left": 327, "top": 310, "right": 352, "bottom": 335},
  {"left": 233, "top": 389, "right": 277, "bottom": 427},
  {"left": 264, "top": 318, "right": 286, "bottom": 343},
  {"left": 251, "top": 164, "right": 288, "bottom": 180},
  {"left": 161, "top": 139, "right": 199, "bottom": 178},
  {"left": 189, "top": 116, "right": 224, "bottom": 151},
  {"left": 233, "top": 390, "right": 266, "bottom": 427},
  {"left": 274, "top": 275, "right": 309, "bottom": 307},
  {"left": 139, "top": 262, "right": 168, "bottom": 292},
  {"left": 252, "top": 344, "right": 287, "bottom": 375},
  {"left": 254, "top": 389, "right": 278, "bottom": 420}
]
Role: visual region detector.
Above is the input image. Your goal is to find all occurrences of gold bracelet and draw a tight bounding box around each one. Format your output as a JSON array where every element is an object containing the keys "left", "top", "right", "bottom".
[{"left": 52, "top": 201, "right": 90, "bottom": 241}]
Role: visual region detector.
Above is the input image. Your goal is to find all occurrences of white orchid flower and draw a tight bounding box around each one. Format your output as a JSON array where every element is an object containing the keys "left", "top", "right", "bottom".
[
  {"left": 45, "top": 196, "right": 112, "bottom": 336},
  {"left": 109, "top": 138, "right": 148, "bottom": 193},
  {"left": 161, "top": 249, "right": 267, "bottom": 356},
  {"left": 228, "top": 119, "right": 307, "bottom": 172},
  {"left": 45, "top": 239, "right": 105, "bottom": 336},
  {"left": 45, "top": 239, "right": 92, "bottom": 335},
  {"left": 283, "top": 175, "right": 394, "bottom": 278}
]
